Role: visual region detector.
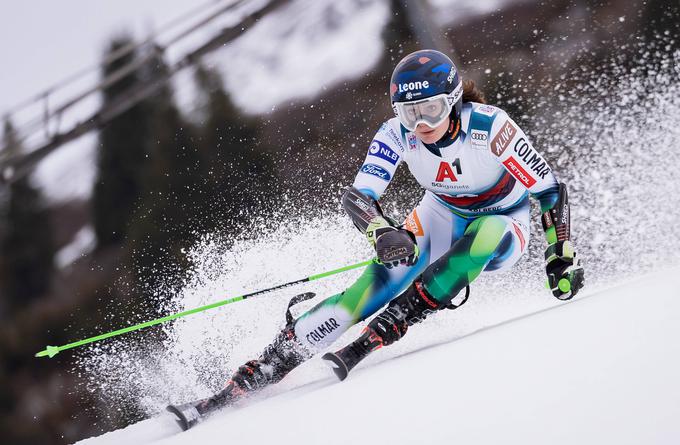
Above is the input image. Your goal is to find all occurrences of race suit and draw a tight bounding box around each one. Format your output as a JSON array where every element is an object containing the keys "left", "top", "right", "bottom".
[{"left": 293, "top": 102, "right": 559, "bottom": 352}]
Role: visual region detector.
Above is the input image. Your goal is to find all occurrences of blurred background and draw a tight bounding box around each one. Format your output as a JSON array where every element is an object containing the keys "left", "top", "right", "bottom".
[{"left": 0, "top": 0, "right": 678, "bottom": 444}]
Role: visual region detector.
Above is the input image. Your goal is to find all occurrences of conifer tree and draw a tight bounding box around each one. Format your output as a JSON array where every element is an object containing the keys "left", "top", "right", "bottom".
[
  {"left": 126, "top": 52, "right": 205, "bottom": 292},
  {"left": 0, "top": 120, "right": 54, "bottom": 311},
  {"left": 92, "top": 34, "right": 150, "bottom": 247},
  {"left": 193, "top": 64, "right": 272, "bottom": 232}
]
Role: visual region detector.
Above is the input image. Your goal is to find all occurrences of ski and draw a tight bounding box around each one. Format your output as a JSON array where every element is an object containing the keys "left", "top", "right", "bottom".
[
  {"left": 323, "top": 285, "right": 471, "bottom": 381},
  {"left": 166, "top": 381, "right": 247, "bottom": 431},
  {"left": 166, "top": 402, "right": 203, "bottom": 431},
  {"left": 167, "top": 292, "right": 316, "bottom": 431},
  {"left": 322, "top": 349, "right": 360, "bottom": 381}
]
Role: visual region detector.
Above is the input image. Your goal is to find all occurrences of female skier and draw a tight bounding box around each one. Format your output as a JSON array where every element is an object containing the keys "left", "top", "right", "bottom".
[{"left": 168, "top": 49, "right": 585, "bottom": 429}]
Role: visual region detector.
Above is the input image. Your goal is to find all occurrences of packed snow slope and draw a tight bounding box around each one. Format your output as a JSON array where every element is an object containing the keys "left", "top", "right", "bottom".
[{"left": 76, "top": 268, "right": 680, "bottom": 445}]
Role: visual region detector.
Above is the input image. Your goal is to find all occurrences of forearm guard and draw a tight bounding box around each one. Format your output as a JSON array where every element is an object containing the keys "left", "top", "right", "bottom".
[
  {"left": 341, "top": 186, "right": 385, "bottom": 233},
  {"left": 541, "top": 182, "right": 570, "bottom": 245}
]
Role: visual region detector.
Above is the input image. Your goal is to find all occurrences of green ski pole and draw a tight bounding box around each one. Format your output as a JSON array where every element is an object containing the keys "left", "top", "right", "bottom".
[{"left": 36, "top": 258, "right": 377, "bottom": 359}]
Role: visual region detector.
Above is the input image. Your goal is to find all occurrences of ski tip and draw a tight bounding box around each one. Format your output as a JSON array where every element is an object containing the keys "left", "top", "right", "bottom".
[
  {"left": 322, "top": 352, "right": 349, "bottom": 381},
  {"left": 166, "top": 405, "right": 188, "bottom": 431},
  {"left": 166, "top": 404, "right": 199, "bottom": 431}
]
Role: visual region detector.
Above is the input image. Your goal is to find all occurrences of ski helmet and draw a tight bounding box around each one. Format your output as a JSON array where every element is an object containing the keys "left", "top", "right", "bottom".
[{"left": 389, "top": 49, "right": 463, "bottom": 131}]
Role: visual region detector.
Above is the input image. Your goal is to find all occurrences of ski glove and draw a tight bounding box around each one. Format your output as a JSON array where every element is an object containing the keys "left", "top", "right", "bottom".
[
  {"left": 366, "top": 217, "right": 419, "bottom": 269},
  {"left": 545, "top": 240, "right": 585, "bottom": 300}
]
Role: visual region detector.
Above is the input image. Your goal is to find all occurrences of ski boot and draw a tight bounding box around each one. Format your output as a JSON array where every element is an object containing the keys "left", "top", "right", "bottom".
[
  {"left": 323, "top": 279, "right": 468, "bottom": 380},
  {"left": 168, "top": 294, "right": 314, "bottom": 430}
]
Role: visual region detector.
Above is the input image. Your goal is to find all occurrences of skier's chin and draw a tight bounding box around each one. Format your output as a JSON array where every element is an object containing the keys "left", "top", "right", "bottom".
[
  {"left": 415, "top": 119, "right": 448, "bottom": 144},
  {"left": 416, "top": 127, "right": 440, "bottom": 144}
]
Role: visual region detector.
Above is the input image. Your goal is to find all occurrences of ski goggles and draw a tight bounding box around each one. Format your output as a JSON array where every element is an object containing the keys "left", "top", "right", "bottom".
[{"left": 392, "top": 82, "right": 463, "bottom": 131}]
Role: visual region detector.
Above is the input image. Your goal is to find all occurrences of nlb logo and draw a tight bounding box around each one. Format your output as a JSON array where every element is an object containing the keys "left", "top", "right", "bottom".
[
  {"left": 361, "top": 163, "right": 391, "bottom": 181},
  {"left": 398, "top": 80, "right": 430, "bottom": 93},
  {"left": 368, "top": 140, "right": 400, "bottom": 165}
]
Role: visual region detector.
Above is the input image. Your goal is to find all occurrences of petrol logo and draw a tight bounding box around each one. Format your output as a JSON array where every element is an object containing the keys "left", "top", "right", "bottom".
[{"left": 503, "top": 157, "right": 536, "bottom": 187}]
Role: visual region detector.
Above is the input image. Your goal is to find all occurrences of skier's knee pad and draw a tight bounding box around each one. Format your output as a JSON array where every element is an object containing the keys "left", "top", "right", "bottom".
[
  {"left": 464, "top": 215, "right": 510, "bottom": 266},
  {"left": 421, "top": 216, "right": 508, "bottom": 304}
]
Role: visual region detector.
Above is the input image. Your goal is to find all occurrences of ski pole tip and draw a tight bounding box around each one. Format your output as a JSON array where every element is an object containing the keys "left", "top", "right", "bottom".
[{"left": 35, "top": 345, "right": 60, "bottom": 358}]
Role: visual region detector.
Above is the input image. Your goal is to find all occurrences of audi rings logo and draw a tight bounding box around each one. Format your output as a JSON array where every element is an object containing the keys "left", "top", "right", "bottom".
[{"left": 470, "top": 129, "right": 488, "bottom": 148}]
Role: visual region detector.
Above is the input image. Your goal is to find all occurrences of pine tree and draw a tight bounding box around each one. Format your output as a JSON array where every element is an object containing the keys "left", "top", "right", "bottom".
[
  {"left": 92, "top": 34, "right": 150, "bottom": 247},
  {"left": 0, "top": 119, "right": 54, "bottom": 313},
  {"left": 127, "top": 63, "right": 276, "bottom": 293},
  {"left": 125, "top": 52, "right": 206, "bottom": 293},
  {"left": 193, "top": 64, "right": 272, "bottom": 233}
]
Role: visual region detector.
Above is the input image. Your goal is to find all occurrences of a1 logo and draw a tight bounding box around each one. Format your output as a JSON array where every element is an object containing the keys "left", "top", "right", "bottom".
[{"left": 435, "top": 159, "right": 462, "bottom": 182}]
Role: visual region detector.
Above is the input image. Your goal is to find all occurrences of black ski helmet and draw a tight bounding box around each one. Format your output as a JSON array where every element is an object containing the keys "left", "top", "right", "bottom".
[{"left": 389, "top": 49, "right": 463, "bottom": 126}]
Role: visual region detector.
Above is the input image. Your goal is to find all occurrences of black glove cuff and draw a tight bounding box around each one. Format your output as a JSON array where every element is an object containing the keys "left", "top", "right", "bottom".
[
  {"left": 341, "top": 186, "right": 384, "bottom": 232},
  {"left": 545, "top": 240, "right": 575, "bottom": 261}
]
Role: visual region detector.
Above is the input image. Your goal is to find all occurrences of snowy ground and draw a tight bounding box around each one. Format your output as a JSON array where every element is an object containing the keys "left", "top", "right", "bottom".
[{"left": 75, "top": 267, "right": 680, "bottom": 445}]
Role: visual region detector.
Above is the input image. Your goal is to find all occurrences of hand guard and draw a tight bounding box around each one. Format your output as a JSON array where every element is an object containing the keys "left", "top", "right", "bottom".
[
  {"left": 545, "top": 240, "right": 585, "bottom": 300},
  {"left": 366, "top": 217, "right": 419, "bottom": 269}
]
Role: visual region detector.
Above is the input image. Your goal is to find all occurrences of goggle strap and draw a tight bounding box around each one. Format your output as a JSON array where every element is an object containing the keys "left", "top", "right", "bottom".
[{"left": 448, "top": 81, "right": 463, "bottom": 106}]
